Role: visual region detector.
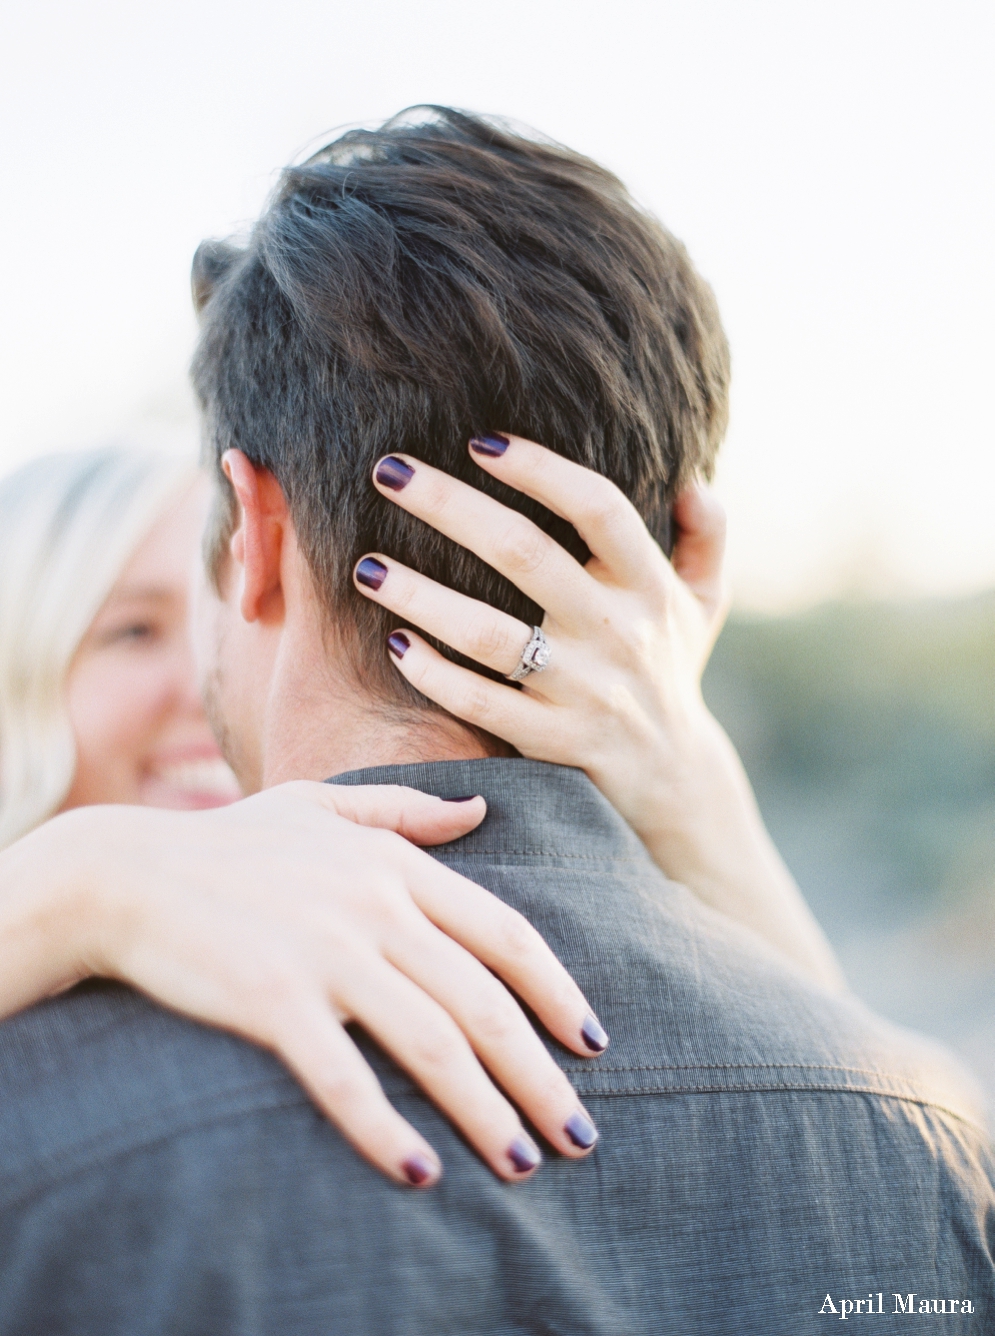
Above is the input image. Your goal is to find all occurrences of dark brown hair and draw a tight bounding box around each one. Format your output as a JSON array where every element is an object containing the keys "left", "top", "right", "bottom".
[{"left": 191, "top": 107, "right": 730, "bottom": 706}]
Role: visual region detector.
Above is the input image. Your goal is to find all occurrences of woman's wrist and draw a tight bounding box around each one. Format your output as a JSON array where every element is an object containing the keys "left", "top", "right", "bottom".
[
  {"left": 0, "top": 809, "right": 109, "bottom": 1017},
  {"left": 633, "top": 710, "right": 846, "bottom": 992}
]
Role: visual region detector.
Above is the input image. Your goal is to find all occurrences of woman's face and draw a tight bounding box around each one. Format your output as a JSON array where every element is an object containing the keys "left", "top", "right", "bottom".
[{"left": 60, "top": 482, "right": 242, "bottom": 811}]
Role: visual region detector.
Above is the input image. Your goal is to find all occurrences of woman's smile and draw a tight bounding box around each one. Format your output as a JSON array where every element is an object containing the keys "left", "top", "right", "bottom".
[{"left": 138, "top": 749, "right": 242, "bottom": 810}]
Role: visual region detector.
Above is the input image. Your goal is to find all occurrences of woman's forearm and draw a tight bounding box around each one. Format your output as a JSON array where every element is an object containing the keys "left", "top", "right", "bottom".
[
  {"left": 0, "top": 809, "right": 106, "bottom": 1018},
  {"left": 637, "top": 713, "right": 847, "bottom": 993},
  {"left": 0, "top": 787, "right": 611, "bottom": 1184}
]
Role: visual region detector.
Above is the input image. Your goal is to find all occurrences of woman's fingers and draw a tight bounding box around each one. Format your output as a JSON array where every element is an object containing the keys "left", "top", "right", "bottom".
[
  {"left": 266, "top": 994, "right": 443, "bottom": 1188},
  {"left": 383, "top": 918, "right": 600, "bottom": 1162},
  {"left": 402, "top": 854, "right": 608, "bottom": 1060},
  {"left": 670, "top": 482, "right": 729, "bottom": 617},
  {"left": 370, "top": 453, "right": 596, "bottom": 630},
  {"left": 381, "top": 629, "right": 552, "bottom": 752},
  {"left": 464, "top": 433, "right": 669, "bottom": 589},
  {"left": 354, "top": 555, "right": 538, "bottom": 679},
  {"left": 333, "top": 957, "right": 550, "bottom": 1181},
  {"left": 318, "top": 781, "right": 487, "bottom": 846}
]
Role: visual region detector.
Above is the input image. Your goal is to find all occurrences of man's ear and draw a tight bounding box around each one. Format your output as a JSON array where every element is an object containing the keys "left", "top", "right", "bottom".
[{"left": 221, "top": 450, "right": 289, "bottom": 624}]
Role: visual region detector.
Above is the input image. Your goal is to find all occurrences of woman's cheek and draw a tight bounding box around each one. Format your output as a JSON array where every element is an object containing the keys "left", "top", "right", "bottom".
[{"left": 65, "top": 653, "right": 165, "bottom": 805}]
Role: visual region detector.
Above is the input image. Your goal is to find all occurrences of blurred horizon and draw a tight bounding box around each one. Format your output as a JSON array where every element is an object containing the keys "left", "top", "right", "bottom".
[{"left": 1, "top": 0, "right": 992, "bottom": 613}]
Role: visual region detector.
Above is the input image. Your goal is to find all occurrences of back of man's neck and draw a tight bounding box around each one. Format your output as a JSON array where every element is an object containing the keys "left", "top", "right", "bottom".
[{"left": 260, "top": 690, "right": 508, "bottom": 788}]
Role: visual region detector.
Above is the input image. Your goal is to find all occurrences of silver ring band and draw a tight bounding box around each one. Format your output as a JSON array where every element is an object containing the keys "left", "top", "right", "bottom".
[{"left": 506, "top": 626, "right": 551, "bottom": 682}]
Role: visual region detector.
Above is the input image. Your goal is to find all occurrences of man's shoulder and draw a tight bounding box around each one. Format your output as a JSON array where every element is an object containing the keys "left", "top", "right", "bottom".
[
  {"left": 358, "top": 757, "right": 990, "bottom": 1134},
  {"left": 595, "top": 883, "right": 988, "bottom": 1128},
  {"left": 0, "top": 981, "right": 304, "bottom": 1210},
  {"left": 450, "top": 842, "right": 990, "bottom": 1134}
]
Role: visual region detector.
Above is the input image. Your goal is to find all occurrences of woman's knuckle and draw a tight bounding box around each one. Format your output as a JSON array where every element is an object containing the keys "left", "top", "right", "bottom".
[
  {"left": 314, "top": 1066, "right": 370, "bottom": 1113},
  {"left": 368, "top": 825, "right": 406, "bottom": 858},
  {"left": 468, "top": 991, "right": 522, "bottom": 1047},
  {"left": 255, "top": 957, "right": 308, "bottom": 1014},
  {"left": 544, "top": 1067, "right": 580, "bottom": 1106},
  {"left": 421, "top": 474, "right": 452, "bottom": 514},
  {"left": 399, "top": 650, "right": 430, "bottom": 689},
  {"left": 494, "top": 521, "right": 547, "bottom": 575},
  {"left": 266, "top": 996, "right": 324, "bottom": 1056},
  {"left": 413, "top": 1023, "right": 465, "bottom": 1072},
  {"left": 389, "top": 586, "right": 412, "bottom": 618},
  {"left": 471, "top": 615, "right": 516, "bottom": 662},
  {"left": 355, "top": 891, "right": 405, "bottom": 940},
  {"left": 496, "top": 908, "right": 542, "bottom": 959},
  {"left": 579, "top": 476, "right": 623, "bottom": 529},
  {"left": 456, "top": 678, "right": 494, "bottom": 723}
]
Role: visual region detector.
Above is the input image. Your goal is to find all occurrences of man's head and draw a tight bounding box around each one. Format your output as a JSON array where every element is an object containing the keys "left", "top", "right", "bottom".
[{"left": 190, "top": 107, "right": 730, "bottom": 786}]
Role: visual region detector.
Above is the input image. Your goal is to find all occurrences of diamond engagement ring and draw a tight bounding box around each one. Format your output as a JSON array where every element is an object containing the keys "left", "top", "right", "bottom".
[{"left": 506, "top": 626, "right": 552, "bottom": 682}]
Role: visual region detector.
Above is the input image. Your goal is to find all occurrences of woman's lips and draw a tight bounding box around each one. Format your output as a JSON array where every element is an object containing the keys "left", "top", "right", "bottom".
[{"left": 141, "top": 756, "right": 242, "bottom": 809}]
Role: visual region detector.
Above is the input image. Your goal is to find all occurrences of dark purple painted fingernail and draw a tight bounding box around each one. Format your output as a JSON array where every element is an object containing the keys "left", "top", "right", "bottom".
[
  {"left": 387, "top": 631, "right": 410, "bottom": 658},
  {"left": 446, "top": 795, "right": 480, "bottom": 802},
  {"left": 564, "top": 1110, "right": 599, "bottom": 1150},
  {"left": 507, "top": 1134, "right": 542, "bottom": 1174},
  {"left": 356, "top": 557, "right": 388, "bottom": 591},
  {"left": 402, "top": 1153, "right": 437, "bottom": 1186},
  {"left": 375, "top": 456, "right": 415, "bottom": 490},
  {"left": 581, "top": 1014, "right": 609, "bottom": 1053},
  {"left": 469, "top": 432, "right": 510, "bottom": 457}
]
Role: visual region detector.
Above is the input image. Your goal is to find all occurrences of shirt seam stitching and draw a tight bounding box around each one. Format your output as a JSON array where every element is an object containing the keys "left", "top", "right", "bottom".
[
  {"left": 573, "top": 1083, "right": 982, "bottom": 1129},
  {"left": 561, "top": 1061, "right": 930, "bottom": 1076},
  {"left": 2, "top": 1081, "right": 982, "bottom": 1212},
  {"left": 434, "top": 852, "right": 646, "bottom": 862}
]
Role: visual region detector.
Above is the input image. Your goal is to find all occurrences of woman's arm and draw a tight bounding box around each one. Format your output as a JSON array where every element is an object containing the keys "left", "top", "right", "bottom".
[
  {"left": 0, "top": 783, "right": 606, "bottom": 1185},
  {"left": 354, "top": 434, "right": 845, "bottom": 992}
]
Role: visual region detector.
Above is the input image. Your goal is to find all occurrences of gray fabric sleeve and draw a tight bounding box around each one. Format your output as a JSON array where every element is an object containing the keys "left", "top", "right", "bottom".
[{"left": 0, "top": 1116, "right": 278, "bottom": 1336}]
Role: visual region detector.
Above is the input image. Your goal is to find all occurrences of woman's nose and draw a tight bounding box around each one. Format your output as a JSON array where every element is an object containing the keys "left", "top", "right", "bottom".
[{"left": 171, "top": 635, "right": 210, "bottom": 714}]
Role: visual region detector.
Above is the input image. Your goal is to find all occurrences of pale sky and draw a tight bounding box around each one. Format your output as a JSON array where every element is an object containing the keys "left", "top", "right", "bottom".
[{"left": 0, "top": 0, "right": 991, "bottom": 609}]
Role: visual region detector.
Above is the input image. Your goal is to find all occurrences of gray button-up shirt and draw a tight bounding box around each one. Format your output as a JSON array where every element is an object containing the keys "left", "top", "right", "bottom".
[{"left": 1, "top": 760, "right": 993, "bottom": 1333}]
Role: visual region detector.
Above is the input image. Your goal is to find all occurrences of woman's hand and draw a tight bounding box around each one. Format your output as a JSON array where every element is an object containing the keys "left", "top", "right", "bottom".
[
  {"left": 360, "top": 435, "right": 729, "bottom": 841},
  {"left": 355, "top": 434, "right": 844, "bottom": 991},
  {"left": 0, "top": 782, "right": 606, "bottom": 1186}
]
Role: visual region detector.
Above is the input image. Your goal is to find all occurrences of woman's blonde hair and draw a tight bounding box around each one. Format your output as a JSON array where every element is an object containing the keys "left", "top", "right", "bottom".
[{"left": 0, "top": 448, "right": 198, "bottom": 848}]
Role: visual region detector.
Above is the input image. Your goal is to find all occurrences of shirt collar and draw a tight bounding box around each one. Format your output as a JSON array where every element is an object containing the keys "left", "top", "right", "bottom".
[{"left": 327, "top": 757, "right": 651, "bottom": 864}]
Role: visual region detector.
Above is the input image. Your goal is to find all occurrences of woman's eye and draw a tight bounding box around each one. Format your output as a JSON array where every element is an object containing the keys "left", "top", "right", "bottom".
[{"left": 103, "top": 622, "right": 157, "bottom": 645}]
